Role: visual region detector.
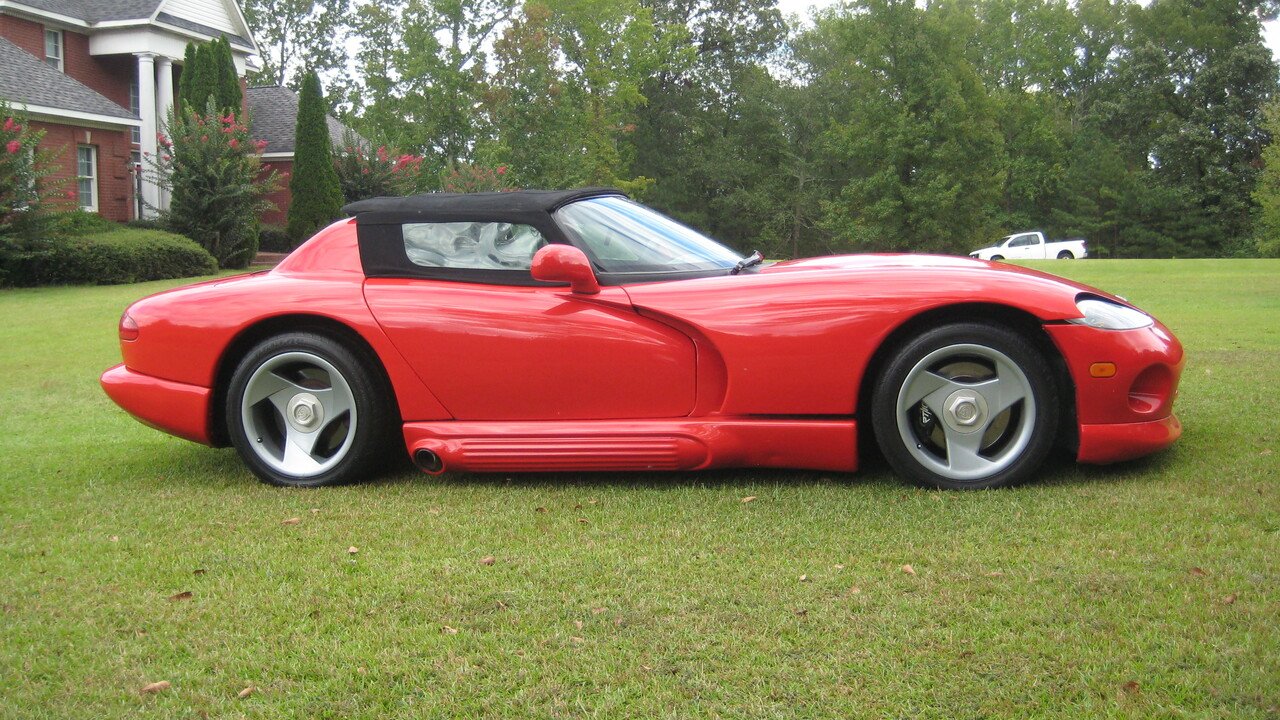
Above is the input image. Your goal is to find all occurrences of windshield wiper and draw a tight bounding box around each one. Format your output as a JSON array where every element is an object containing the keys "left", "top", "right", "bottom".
[{"left": 731, "top": 250, "right": 764, "bottom": 275}]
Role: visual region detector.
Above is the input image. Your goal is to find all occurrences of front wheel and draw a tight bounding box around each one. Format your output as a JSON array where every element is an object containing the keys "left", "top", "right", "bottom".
[
  {"left": 226, "top": 332, "right": 396, "bottom": 487},
  {"left": 871, "top": 323, "right": 1058, "bottom": 490},
  {"left": 1057, "top": 250, "right": 1074, "bottom": 259}
]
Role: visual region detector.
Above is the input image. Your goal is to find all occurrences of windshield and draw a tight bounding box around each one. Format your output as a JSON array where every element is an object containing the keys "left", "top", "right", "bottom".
[{"left": 553, "top": 195, "right": 743, "bottom": 273}]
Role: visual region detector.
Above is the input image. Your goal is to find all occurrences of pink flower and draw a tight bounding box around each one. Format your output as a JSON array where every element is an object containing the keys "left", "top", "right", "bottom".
[
  {"left": 5, "top": 140, "right": 19, "bottom": 154},
  {"left": 229, "top": 138, "right": 239, "bottom": 150},
  {"left": 497, "top": 165, "right": 507, "bottom": 175},
  {"left": 201, "top": 135, "right": 208, "bottom": 142},
  {"left": 254, "top": 139, "right": 268, "bottom": 153},
  {"left": 156, "top": 132, "right": 169, "bottom": 145},
  {"left": 221, "top": 114, "right": 235, "bottom": 125},
  {"left": 162, "top": 154, "right": 171, "bottom": 161},
  {"left": 377, "top": 146, "right": 389, "bottom": 162},
  {"left": 2, "top": 117, "right": 15, "bottom": 132}
]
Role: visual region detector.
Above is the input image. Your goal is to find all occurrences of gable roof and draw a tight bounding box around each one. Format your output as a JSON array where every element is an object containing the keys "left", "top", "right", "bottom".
[
  {"left": 246, "top": 85, "right": 363, "bottom": 156},
  {"left": 9, "top": 0, "right": 164, "bottom": 22},
  {"left": 5, "top": 0, "right": 255, "bottom": 49},
  {"left": 0, "top": 35, "right": 137, "bottom": 122}
]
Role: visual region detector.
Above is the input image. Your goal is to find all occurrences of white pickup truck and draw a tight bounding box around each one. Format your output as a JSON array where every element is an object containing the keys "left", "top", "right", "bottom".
[{"left": 970, "top": 231, "right": 1087, "bottom": 261}]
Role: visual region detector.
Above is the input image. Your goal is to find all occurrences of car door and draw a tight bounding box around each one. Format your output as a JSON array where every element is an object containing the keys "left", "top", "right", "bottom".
[{"left": 362, "top": 219, "right": 696, "bottom": 421}]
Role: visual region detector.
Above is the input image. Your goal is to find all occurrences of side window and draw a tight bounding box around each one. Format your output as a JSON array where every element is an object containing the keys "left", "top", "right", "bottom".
[
  {"left": 1010, "top": 234, "right": 1037, "bottom": 247},
  {"left": 403, "top": 221, "right": 547, "bottom": 270}
]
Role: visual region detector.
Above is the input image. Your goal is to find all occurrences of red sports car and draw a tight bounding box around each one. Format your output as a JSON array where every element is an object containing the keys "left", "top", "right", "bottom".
[{"left": 101, "top": 189, "right": 1184, "bottom": 489}]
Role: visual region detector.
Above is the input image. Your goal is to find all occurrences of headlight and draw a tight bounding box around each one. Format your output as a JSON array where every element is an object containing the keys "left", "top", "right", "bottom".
[{"left": 1069, "top": 297, "right": 1153, "bottom": 330}]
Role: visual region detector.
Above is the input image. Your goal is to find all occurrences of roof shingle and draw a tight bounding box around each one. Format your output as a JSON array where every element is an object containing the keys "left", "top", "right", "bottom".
[
  {"left": 0, "top": 36, "right": 137, "bottom": 121},
  {"left": 246, "top": 85, "right": 362, "bottom": 155}
]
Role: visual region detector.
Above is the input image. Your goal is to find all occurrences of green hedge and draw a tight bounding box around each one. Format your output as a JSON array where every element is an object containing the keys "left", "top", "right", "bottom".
[
  {"left": 1, "top": 229, "right": 217, "bottom": 287},
  {"left": 258, "top": 224, "right": 292, "bottom": 252}
]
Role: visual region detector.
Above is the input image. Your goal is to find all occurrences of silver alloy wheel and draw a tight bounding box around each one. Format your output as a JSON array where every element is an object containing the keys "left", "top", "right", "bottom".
[
  {"left": 894, "top": 343, "right": 1036, "bottom": 482},
  {"left": 239, "top": 351, "right": 358, "bottom": 478}
]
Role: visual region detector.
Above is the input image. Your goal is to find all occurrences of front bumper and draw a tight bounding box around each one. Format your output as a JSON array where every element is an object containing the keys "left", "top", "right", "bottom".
[
  {"left": 1044, "top": 321, "right": 1184, "bottom": 465},
  {"left": 100, "top": 364, "right": 213, "bottom": 445}
]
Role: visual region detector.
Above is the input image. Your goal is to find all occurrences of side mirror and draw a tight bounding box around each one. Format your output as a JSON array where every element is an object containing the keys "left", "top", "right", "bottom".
[{"left": 531, "top": 245, "right": 600, "bottom": 295}]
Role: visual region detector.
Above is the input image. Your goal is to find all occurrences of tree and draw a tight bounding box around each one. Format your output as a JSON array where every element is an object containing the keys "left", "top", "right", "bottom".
[
  {"left": 213, "top": 37, "right": 242, "bottom": 113},
  {"left": 1252, "top": 102, "right": 1280, "bottom": 256},
  {"left": 287, "top": 72, "right": 344, "bottom": 242},
  {"left": 158, "top": 100, "right": 276, "bottom": 268},
  {"left": 178, "top": 42, "right": 216, "bottom": 113},
  {"left": 241, "top": 0, "right": 353, "bottom": 107}
]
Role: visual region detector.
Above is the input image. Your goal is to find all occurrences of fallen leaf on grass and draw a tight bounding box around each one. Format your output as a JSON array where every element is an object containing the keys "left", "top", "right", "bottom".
[
  {"left": 798, "top": 574, "right": 810, "bottom": 582},
  {"left": 1261, "top": 449, "right": 1273, "bottom": 457},
  {"left": 577, "top": 518, "right": 589, "bottom": 525},
  {"left": 984, "top": 571, "right": 1004, "bottom": 578},
  {"left": 591, "top": 606, "right": 606, "bottom": 615},
  {"left": 574, "top": 620, "right": 584, "bottom": 630},
  {"left": 140, "top": 681, "right": 170, "bottom": 694},
  {"left": 613, "top": 616, "right": 624, "bottom": 627},
  {"left": 1221, "top": 593, "right": 1237, "bottom": 605},
  {"left": 570, "top": 636, "right": 584, "bottom": 644},
  {"left": 740, "top": 496, "right": 757, "bottom": 503},
  {"left": 833, "top": 564, "right": 845, "bottom": 570},
  {"left": 441, "top": 625, "right": 458, "bottom": 635},
  {"left": 168, "top": 591, "right": 193, "bottom": 602},
  {"left": 793, "top": 608, "right": 808, "bottom": 617},
  {"left": 310, "top": 507, "right": 321, "bottom": 513},
  {"left": 902, "top": 564, "right": 916, "bottom": 576},
  {"left": 847, "top": 585, "right": 861, "bottom": 595},
  {"left": 496, "top": 600, "right": 508, "bottom": 610},
  {"left": 192, "top": 569, "right": 206, "bottom": 576},
  {"left": 347, "top": 546, "right": 359, "bottom": 555},
  {"left": 535, "top": 507, "right": 548, "bottom": 514},
  {"left": 478, "top": 556, "right": 495, "bottom": 566},
  {"left": 108, "top": 536, "right": 119, "bottom": 543},
  {"left": 237, "top": 686, "right": 254, "bottom": 699},
  {"left": 1120, "top": 680, "right": 1140, "bottom": 696},
  {"left": 427, "top": 508, "right": 441, "bottom": 516},
  {"left": 280, "top": 517, "right": 301, "bottom": 526},
  {"left": 1189, "top": 567, "right": 1208, "bottom": 577}
]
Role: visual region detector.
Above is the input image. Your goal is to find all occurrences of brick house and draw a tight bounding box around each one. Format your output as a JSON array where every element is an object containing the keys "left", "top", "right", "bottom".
[{"left": 0, "top": 0, "right": 258, "bottom": 221}]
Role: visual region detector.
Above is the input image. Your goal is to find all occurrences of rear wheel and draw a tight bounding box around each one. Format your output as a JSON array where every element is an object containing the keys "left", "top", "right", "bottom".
[
  {"left": 871, "top": 323, "right": 1058, "bottom": 490},
  {"left": 226, "top": 332, "right": 396, "bottom": 487},
  {"left": 1057, "top": 250, "right": 1074, "bottom": 259},
  {"left": 989, "top": 255, "right": 1004, "bottom": 262}
]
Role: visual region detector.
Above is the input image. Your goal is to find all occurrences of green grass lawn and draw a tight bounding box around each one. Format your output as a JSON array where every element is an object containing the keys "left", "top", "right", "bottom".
[{"left": 0, "top": 260, "right": 1277, "bottom": 719}]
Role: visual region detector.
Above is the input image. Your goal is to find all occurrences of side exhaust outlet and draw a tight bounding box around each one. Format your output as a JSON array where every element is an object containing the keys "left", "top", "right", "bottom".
[{"left": 413, "top": 448, "right": 444, "bottom": 474}]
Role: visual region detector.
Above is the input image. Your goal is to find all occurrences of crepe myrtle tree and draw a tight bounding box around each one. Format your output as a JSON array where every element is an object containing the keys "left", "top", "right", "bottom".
[
  {"left": 333, "top": 130, "right": 432, "bottom": 203},
  {"left": 1, "top": 104, "right": 72, "bottom": 243},
  {"left": 151, "top": 99, "right": 277, "bottom": 268}
]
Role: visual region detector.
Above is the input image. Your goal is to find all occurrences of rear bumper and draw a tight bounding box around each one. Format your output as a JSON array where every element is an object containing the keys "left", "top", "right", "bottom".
[
  {"left": 100, "top": 364, "right": 212, "bottom": 445},
  {"left": 1077, "top": 415, "right": 1181, "bottom": 464}
]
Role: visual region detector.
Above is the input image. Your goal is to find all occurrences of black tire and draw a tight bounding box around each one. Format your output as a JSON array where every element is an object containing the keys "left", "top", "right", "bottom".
[
  {"left": 871, "top": 323, "right": 1058, "bottom": 490},
  {"left": 990, "top": 255, "right": 1004, "bottom": 262},
  {"left": 1057, "top": 250, "right": 1074, "bottom": 259},
  {"left": 226, "top": 332, "right": 398, "bottom": 487}
]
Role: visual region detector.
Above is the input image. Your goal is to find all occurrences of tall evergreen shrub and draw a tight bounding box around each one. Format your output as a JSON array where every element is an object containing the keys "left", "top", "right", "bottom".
[{"left": 286, "top": 71, "right": 343, "bottom": 242}]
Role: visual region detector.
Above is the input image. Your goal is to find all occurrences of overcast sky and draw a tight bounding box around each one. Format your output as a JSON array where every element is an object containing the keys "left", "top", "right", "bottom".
[{"left": 774, "top": 0, "right": 1280, "bottom": 60}]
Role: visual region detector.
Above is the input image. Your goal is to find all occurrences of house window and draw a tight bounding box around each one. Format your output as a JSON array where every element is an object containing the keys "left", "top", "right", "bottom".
[
  {"left": 129, "top": 76, "right": 141, "bottom": 144},
  {"left": 44, "top": 29, "right": 63, "bottom": 71},
  {"left": 76, "top": 145, "right": 97, "bottom": 212}
]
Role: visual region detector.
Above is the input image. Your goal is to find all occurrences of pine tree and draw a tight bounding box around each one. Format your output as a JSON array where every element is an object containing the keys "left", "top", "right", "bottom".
[
  {"left": 179, "top": 43, "right": 217, "bottom": 113},
  {"left": 213, "top": 37, "right": 242, "bottom": 113},
  {"left": 286, "top": 71, "right": 343, "bottom": 243},
  {"left": 178, "top": 43, "right": 200, "bottom": 110}
]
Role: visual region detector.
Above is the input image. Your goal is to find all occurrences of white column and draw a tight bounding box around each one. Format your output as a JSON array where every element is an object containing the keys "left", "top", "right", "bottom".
[
  {"left": 155, "top": 56, "right": 174, "bottom": 211},
  {"left": 136, "top": 52, "right": 159, "bottom": 218}
]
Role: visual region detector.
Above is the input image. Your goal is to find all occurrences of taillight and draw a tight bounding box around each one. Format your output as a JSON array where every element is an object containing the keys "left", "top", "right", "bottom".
[{"left": 119, "top": 312, "right": 139, "bottom": 341}]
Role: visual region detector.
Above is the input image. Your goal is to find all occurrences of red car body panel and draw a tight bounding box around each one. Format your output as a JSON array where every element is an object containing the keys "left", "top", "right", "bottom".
[{"left": 101, "top": 216, "right": 1185, "bottom": 474}]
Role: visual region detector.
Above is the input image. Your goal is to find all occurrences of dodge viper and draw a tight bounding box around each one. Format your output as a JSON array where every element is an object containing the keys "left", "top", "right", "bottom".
[{"left": 101, "top": 188, "right": 1184, "bottom": 489}]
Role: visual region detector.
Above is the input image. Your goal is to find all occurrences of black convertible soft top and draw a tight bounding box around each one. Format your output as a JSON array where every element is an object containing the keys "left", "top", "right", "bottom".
[{"left": 342, "top": 187, "right": 623, "bottom": 220}]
